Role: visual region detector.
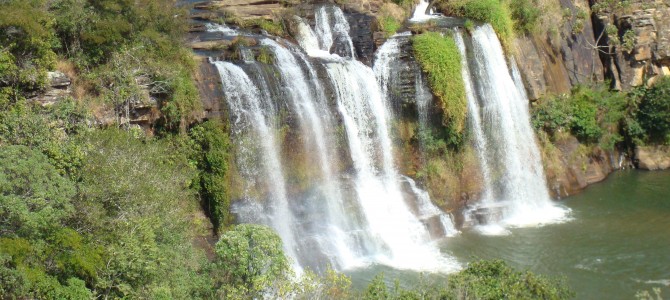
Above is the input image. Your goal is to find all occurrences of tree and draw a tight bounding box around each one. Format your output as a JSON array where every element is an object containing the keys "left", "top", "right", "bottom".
[
  {"left": 0, "top": 145, "right": 75, "bottom": 238},
  {"left": 638, "top": 77, "right": 670, "bottom": 144},
  {"left": 444, "top": 259, "right": 574, "bottom": 300},
  {"left": 214, "top": 224, "right": 293, "bottom": 299},
  {"left": 77, "top": 129, "right": 208, "bottom": 299}
]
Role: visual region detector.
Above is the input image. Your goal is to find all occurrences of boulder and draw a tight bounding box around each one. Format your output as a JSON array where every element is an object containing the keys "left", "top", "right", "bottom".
[{"left": 635, "top": 145, "right": 670, "bottom": 170}]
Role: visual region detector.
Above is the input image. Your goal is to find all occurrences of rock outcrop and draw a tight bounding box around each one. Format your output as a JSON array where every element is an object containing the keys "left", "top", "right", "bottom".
[
  {"left": 514, "top": 0, "right": 604, "bottom": 100},
  {"left": 193, "top": 0, "right": 284, "bottom": 20},
  {"left": 28, "top": 71, "right": 72, "bottom": 106},
  {"left": 593, "top": 0, "right": 670, "bottom": 89},
  {"left": 542, "top": 135, "right": 630, "bottom": 197},
  {"left": 635, "top": 145, "right": 670, "bottom": 170}
]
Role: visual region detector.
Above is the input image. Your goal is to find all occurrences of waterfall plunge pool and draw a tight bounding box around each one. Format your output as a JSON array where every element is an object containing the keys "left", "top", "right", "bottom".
[{"left": 345, "top": 170, "right": 670, "bottom": 299}]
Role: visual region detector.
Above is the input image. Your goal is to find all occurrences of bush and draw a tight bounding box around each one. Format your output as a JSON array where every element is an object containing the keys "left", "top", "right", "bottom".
[
  {"left": 412, "top": 32, "right": 466, "bottom": 147},
  {"left": 377, "top": 3, "right": 406, "bottom": 38},
  {"left": 214, "top": 224, "right": 292, "bottom": 299},
  {"left": 532, "top": 85, "right": 632, "bottom": 147},
  {"left": 189, "top": 120, "right": 232, "bottom": 232},
  {"left": 378, "top": 16, "right": 402, "bottom": 38},
  {"left": 509, "top": 0, "right": 541, "bottom": 33},
  {"left": 0, "top": 0, "right": 58, "bottom": 91},
  {"left": 444, "top": 259, "right": 574, "bottom": 299},
  {"left": 638, "top": 77, "right": 670, "bottom": 144},
  {"left": 356, "top": 260, "right": 573, "bottom": 300}
]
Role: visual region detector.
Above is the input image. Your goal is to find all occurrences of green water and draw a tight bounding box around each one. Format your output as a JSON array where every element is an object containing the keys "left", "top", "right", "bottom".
[{"left": 350, "top": 170, "right": 670, "bottom": 299}]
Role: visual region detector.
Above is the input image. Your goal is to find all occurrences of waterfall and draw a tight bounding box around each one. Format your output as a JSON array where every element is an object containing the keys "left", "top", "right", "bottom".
[
  {"left": 314, "top": 6, "right": 355, "bottom": 58},
  {"left": 410, "top": 0, "right": 436, "bottom": 22},
  {"left": 373, "top": 32, "right": 457, "bottom": 236},
  {"left": 212, "top": 60, "right": 301, "bottom": 268},
  {"left": 213, "top": 4, "right": 460, "bottom": 273},
  {"left": 459, "top": 25, "right": 570, "bottom": 233}
]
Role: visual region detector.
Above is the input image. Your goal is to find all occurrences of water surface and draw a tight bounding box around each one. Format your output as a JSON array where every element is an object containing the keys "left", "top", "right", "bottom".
[{"left": 349, "top": 170, "right": 670, "bottom": 299}]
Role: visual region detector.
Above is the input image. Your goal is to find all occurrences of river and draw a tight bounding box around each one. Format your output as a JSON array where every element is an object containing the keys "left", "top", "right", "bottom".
[{"left": 348, "top": 170, "right": 670, "bottom": 299}]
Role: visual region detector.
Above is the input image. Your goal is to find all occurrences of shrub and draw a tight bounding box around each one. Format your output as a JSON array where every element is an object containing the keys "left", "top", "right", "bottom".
[
  {"left": 377, "top": 3, "right": 407, "bottom": 38},
  {"left": 444, "top": 259, "right": 574, "bottom": 299},
  {"left": 214, "top": 224, "right": 292, "bottom": 299},
  {"left": 638, "top": 77, "right": 670, "bottom": 144},
  {"left": 254, "top": 19, "right": 285, "bottom": 37},
  {"left": 0, "top": 0, "right": 58, "bottom": 91},
  {"left": 189, "top": 120, "right": 232, "bottom": 232},
  {"left": 509, "top": 0, "right": 541, "bottom": 33},
  {"left": 412, "top": 32, "right": 466, "bottom": 147}
]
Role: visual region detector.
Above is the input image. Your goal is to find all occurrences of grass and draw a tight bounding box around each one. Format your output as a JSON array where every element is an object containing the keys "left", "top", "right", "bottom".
[
  {"left": 437, "top": 0, "right": 515, "bottom": 49},
  {"left": 378, "top": 16, "right": 402, "bottom": 38},
  {"left": 412, "top": 32, "right": 467, "bottom": 139}
]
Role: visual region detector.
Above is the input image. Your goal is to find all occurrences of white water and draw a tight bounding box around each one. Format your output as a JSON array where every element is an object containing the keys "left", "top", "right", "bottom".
[
  {"left": 292, "top": 10, "right": 459, "bottom": 272},
  {"left": 212, "top": 61, "right": 301, "bottom": 270},
  {"left": 313, "top": 6, "right": 356, "bottom": 58},
  {"left": 410, "top": 0, "right": 436, "bottom": 22},
  {"left": 205, "top": 23, "right": 238, "bottom": 35},
  {"left": 463, "top": 25, "right": 570, "bottom": 231}
]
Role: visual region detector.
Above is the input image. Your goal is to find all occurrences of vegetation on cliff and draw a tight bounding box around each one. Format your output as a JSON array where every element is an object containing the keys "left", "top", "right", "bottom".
[
  {"left": 436, "top": 0, "right": 515, "bottom": 48},
  {"left": 412, "top": 32, "right": 466, "bottom": 147},
  {"left": 532, "top": 78, "right": 670, "bottom": 150},
  {"left": 0, "top": 0, "right": 201, "bottom": 131}
]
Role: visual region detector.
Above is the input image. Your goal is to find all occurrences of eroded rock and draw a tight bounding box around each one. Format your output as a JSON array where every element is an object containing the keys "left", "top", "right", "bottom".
[{"left": 635, "top": 145, "right": 670, "bottom": 170}]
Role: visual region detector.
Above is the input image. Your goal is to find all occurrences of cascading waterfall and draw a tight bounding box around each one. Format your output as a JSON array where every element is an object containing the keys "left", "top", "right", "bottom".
[
  {"left": 212, "top": 5, "right": 459, "bottom": 273},
  {"left": 454, "top": 29, "right": 495, "bottom": 212},
  {"left": 410, "top": 0, "right": 437, "bottom": 22},
  {"left": 373, "top": 32, "right": 457, "bottom": 235},
  {"left": 459, "top": 24, "right": 570, "bottom": 233},
  {"left": 211, "top": 60, "right": 301, "bottom": 267}
]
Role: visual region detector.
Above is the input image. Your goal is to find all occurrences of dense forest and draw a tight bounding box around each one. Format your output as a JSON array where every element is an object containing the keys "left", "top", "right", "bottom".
[{"left": 1, "top": 0, "right": 669, "bottom": 299}]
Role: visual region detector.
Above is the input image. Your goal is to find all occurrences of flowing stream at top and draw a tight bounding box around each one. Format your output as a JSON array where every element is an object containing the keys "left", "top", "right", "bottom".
[
  {"left": 410, "top": 0, "right": 437, "bottom": 22},
  {"left": 456, "top": 25, "right": 570, "bottom": 234},
  {"left": 212, "top": 6, "right": 459, "bottom": 273}
]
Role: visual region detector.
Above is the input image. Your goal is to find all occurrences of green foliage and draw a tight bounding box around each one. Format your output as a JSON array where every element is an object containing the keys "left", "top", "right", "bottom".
[
  {"left": 464, "top": 19, "right": 475, "bottom": 32},
  {"left": 0, "top": 0, "right": 58, "bottom": 91},
  {"left": 0, "top": 146, "right": 75, "bottom": 238},
  {"left": 438, "top": 0, "right": 515, "bottom": 49},
  {"left": 356, "top": 260, "right": 573, "bottom": 300},
  {"left": 255, "top": 19, "right": 286, "bottom": 37},
  {"left": 379, "top": 16, "right": 403, "bottom": 38},
  {"left": 0, "top": 99, "right": 89, "bottom": 177},
  {"left": 363, "top": 274, "right": 390, "bottom": 300},
  {"left": 509, "top": 0, "right": 541, "bottom": 33},
  {"left": 214, "top": 224, "right": 293, "bottom": 299},
  {"left": 0, "top": 145, "right": 101, "bottom": 299},
  {"left": 637, "top": 77, "right": 670, "bottom": 144},
  {"left": 532, "top": 85, "right": 632, "bottom": 148},
  {"left": 76, "top": 129, "right": 209, "bottom": 298},
  {"left": 412, "top": 32, "right": 466, "bottom": 148},
  {"left": 256, "top": 46, "right": 275, "bottom": 64},
  {"left": 622, "top": 29, "right": 636, "bottom": 53},
  {"left": 444, "top": 259, "right": 574, "bottom": 299},
  {"left": 189, "top": 120, "right": 232, "bottom": 231}
]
